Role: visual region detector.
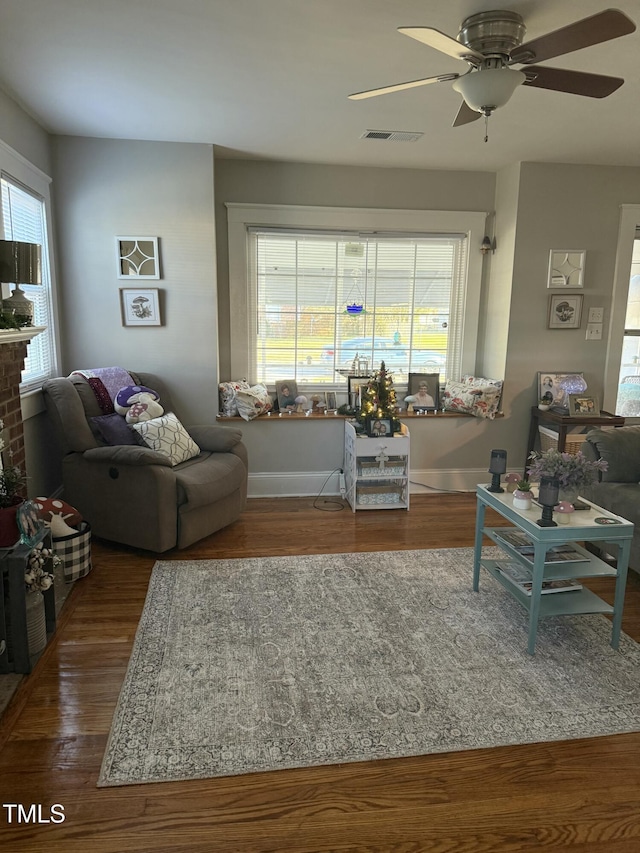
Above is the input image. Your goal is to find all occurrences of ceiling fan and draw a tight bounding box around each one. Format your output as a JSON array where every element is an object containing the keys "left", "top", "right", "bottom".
[{"left": 348, "top": 8, "right": 636, "bottom": 130}]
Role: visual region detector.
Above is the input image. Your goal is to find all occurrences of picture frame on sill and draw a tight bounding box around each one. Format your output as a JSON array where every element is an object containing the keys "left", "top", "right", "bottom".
[
  {"left": 275, "top": 379, "right": 298, "bottom": 413},
  {"left": 116, "top": 236, "right": 160, "bottom": 280},
  {"left": 569, "top": 394, "right": 600, "bottom": 416},
  {"left": 348, "top": 375, "right": 369, "bottom": 408},
  {"left": 324, "top": 391, "right": 337, "bottom": 411},
  {"left": 120, "top": 288, "right": 162, "bottom": 326},
  {"left": 366, "top": 417, "right": 394, "bottom": 438},
  {"left": 548, "top": 294, "right": 583, "bottom": 329},
  {"left": 408, "top": 372, "right": 440, "bottom": 411},
  {"left": 547, "top": 250, "right": 585, "bottom": 288},
  {"left": 538, "top": 372, "right": 585, "bottom": 408}
]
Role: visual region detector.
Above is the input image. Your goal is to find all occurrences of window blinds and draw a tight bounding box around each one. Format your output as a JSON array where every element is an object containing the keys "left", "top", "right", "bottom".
[
  {"left": 250, "top": 228, "right": 468, "bottom": 385},
  {"left": 1, "top": 175, "right": 55, "bottom": 390}
]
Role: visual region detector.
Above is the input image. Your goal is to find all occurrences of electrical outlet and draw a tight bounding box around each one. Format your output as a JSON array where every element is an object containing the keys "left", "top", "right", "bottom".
[
  {"left": 588, "top": 307, "right": 604, "bottom": 323},
  {"left": 586, "top": 323, "right": 603, "bottom": 340}
]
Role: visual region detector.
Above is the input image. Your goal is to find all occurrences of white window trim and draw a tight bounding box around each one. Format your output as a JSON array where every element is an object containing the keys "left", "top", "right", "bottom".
[
  {"left": 227, "top": 203, "right": 488, "bottom": 383},
  {"left": 605, "top": 204, "right": 640, "bottom": 416},
  {"left": 0, "top": 139, "right": 60, "bottom": 392}
]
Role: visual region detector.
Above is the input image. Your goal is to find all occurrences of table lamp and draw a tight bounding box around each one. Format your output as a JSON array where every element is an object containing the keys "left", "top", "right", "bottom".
[
  {"left": 487, "top": 449, "right": 507, "bottom": 492},
  {"left": 0, "top": 240, "right": 42, "bottom": 326}
]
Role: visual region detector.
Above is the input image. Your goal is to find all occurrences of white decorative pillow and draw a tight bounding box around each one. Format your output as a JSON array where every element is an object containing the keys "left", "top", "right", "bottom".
[
  {"left": 443, "top": 380, "right": 502, "bottom": 419},
  {"left": 132, "top": 412, "right": 201, "bottom": 465},
  {"left": 219, "top": 379, "right": 250, "bottom": 417},
  {"left": 236, "top": 384, "right": 273, "bottom": 421},
  {"left": 462, "top": 373, "right": 503, "bottom": 391}
]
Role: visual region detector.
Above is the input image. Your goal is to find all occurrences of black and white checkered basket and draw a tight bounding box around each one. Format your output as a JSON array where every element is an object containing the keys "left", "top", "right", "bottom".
[{"left": 53, "top": 521, "right": 92, "bottom": 582}]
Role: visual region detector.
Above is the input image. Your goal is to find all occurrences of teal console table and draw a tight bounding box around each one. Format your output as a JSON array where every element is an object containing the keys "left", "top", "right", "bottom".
[{"left": 473, "top": 484, "right": 633, "bottom": 654}]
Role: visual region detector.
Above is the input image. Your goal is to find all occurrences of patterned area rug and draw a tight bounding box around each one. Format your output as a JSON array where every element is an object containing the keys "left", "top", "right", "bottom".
[{"left": 98, "top": 549, "right": 640, "bottom": 787}]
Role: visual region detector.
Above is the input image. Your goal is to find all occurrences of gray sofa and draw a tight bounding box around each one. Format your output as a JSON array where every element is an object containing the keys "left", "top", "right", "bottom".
[
  {"left": 581, "top": 425, "right": 640, "bottom": 573},
  {"left": 42, "top": 371, "right": 248, "bottom": 552}
]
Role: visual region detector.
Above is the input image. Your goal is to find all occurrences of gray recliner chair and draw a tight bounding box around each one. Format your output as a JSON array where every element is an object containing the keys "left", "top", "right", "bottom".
[{"left": 42, "top": 371, "right": 248, "bottom": 552}]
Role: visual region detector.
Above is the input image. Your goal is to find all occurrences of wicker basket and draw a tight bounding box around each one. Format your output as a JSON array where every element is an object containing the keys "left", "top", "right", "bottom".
[
  {"left": 539, "top": 425, "right": 587, "bottom": 455},
  {"left": 358, "top": 457, "right": 406, "bottom": 478},
  {"left": 357, "top": 483, "right": 403, "bottom": 505}
]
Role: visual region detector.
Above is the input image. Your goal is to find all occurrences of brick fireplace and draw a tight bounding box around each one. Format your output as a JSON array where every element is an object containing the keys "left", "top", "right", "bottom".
[{"left": 0, "top": 328, "right": 44, "bottom": 484}]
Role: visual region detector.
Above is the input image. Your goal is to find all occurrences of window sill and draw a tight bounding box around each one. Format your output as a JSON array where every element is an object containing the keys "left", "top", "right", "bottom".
[{"left": 216, "top": 410, "right": 500, "bottom": 422}]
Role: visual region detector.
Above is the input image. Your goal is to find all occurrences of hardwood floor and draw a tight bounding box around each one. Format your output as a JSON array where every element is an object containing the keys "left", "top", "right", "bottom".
[{"left": 2, "top": 493, "right": 640, "bottom": 853}]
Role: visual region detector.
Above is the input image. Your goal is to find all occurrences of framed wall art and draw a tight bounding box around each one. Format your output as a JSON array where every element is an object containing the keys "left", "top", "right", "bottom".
[
  {"left": 120, "top": 288, "right": 162, "bottom": 326},
  {"left": 116, "top": 236, "right": 160, "bottom": 280},
  {"left": 547, "top": 250, "right": 585, "bottom": 288},
  {"left": 548, "top": 294, "right": 583, "bottom": 329}
]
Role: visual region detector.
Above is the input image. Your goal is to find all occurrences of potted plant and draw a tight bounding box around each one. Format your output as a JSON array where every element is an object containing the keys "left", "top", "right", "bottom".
[
  {"left": 527, "top": 448, "right": 608, "bottom": 504},
  {"left": 512, "top": 479, "right": 534, "bottom": 510}
]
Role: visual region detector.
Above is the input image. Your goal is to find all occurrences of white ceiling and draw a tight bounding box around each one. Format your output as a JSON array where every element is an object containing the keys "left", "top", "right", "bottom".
[{"left": 1, "top": 0, "right": 639, "bottom": 172}]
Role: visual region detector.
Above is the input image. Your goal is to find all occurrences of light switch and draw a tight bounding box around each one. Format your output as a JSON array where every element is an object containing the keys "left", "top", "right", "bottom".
[
  {"left": 588, "top": 307, "right": 604, "bottom": 323},
  {"left": 586, "top": 323, "right": 603, "bottom": 340}
]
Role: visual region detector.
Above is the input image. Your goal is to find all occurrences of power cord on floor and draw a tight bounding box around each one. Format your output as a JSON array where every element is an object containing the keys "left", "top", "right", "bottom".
[
  {"left": 313, "top": 468, "right": 346, "bottom": 512},
  {"left": 408, "top": 479, "right": 472, "bottom": 495}
]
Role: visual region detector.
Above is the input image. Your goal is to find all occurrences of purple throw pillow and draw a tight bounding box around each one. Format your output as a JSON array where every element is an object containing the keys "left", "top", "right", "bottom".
[{"left": 90, "top": 413, "right": 142, "bottom": 446}]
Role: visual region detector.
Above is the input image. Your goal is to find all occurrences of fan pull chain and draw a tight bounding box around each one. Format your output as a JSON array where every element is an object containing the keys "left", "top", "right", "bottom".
[{"left": 484, "top": 114, "right": 489, "bottom": 143}]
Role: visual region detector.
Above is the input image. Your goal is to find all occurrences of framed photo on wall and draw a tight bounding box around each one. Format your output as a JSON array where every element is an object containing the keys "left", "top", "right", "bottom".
[
  {"left": 120, "top": 288, "right": 162, "bottom": 326},
  {"left": 408, "top": 372, "right": 440, "bottom": 410},
  {"left": 548, "top": 294, "right": 583, "bottom": 329}
]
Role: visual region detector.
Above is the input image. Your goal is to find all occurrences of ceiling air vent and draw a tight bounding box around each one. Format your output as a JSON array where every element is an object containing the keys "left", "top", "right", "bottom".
[{"left": 360, "top": 129, "right": 423, "bottom": 142}]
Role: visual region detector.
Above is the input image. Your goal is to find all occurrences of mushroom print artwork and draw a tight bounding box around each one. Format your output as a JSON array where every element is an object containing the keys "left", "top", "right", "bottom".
[{"left": 120, "top": 288, "right": 162, "bottom": 326}]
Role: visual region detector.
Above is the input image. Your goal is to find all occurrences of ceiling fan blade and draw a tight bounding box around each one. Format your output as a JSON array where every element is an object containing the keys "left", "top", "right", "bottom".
[
  {"left": 348, "top": 73, "right": 459, "bottom": 100},
  {"left": 398, "top": 27, "right": 484, "bottom": 65},
  {"left": 523, "top": 65, "right": 624, "bottom": 98},
  {"left": 452, "top": 99, "right": 481, "bottom": 127},
  {"left": 511, "top": 8, "right": 636, "bottom": 65}
]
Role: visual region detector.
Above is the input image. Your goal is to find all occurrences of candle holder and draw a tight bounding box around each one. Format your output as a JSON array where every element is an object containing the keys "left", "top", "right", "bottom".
[
  {"left": 487, "top": 449, "right": 507, "bottom": 493},
  {"left": 536, "top": 475, "right": 559, "bottom": 527}
]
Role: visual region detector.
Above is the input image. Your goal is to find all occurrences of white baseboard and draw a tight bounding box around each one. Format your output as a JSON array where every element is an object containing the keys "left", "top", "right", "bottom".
[{"left": 247, "top": 468, "right": 486, "bottom": 498}]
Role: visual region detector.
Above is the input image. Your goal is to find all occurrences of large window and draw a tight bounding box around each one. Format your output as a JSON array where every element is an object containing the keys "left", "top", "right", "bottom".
[
  {"left": 228, "top": 204, "right": 486, "bottom": 389},
  {"left": 0, "top": 143, "right": 57, "bottom": 391},
  {"left": 615, "top": 236, "right": 640, "bottom": 416},
  {"left": 251, "top": 230, "right": 468, "bottom": 385}
]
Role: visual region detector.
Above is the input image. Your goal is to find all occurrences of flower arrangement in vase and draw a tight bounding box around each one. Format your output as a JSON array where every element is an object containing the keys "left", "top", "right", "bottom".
[
  {"left": 526, "top": 448, "right": 608, "bottom": 503},
  {"left": 512, "top": 479, "right": 533, "bottom": 510}
]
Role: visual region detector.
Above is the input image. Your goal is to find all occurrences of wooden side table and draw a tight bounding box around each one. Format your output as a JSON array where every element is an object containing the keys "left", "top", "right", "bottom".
[
  {"left": 525, "top": 406, "right": 625, "bottom": 469},
  {"left": 474, "top": 484, "right": 633, "bottom": 654}
]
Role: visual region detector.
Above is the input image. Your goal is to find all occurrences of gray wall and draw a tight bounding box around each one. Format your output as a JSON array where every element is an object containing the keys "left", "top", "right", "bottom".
[
  {"left": 214, "top": 157, "right": 640, "bottom": 490},
  {"left": 51, "top": 137, "right": 218, "bottom": 424},
  {"left": 4, "top": 79, "right": 640, "bottom": 498},
  {"left": 0, "top": 88, "right": 55, "bottom": 496}
]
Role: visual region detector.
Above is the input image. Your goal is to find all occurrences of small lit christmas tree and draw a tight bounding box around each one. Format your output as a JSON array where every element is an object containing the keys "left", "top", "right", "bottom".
[{"left": 357, "top": 361, "right": 400, "bottom": 431}]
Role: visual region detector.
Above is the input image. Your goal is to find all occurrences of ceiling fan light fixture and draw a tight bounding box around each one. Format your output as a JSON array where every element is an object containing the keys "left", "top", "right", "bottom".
[{"left": 452, "top": 67, "right": 525, "bottom": 114}]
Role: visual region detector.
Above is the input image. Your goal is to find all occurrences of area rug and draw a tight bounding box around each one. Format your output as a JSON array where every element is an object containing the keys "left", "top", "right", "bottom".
[{"left": 98, "top": 548, "right": 640, "bottom": 787}]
